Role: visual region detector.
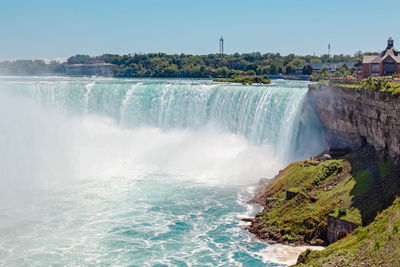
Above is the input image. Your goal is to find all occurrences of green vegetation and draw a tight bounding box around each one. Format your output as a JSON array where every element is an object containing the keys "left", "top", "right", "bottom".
[
  {"left": 252, "top": 159, "right": 362, "bottom": 245},
  {"left": 351, "top": 170, "right": 374, "bottom": 196},
  {"left": 333, "top": 77, "right": 400, "bottom": 96},
  {"left": 297, "top": 198, "right": 400, "bottom": 266},
  {"left": 1, "top": 52, "right": 365, "bottom": 78},
  {"left": 99, "top": 53, "right": 362, "bottom": 78},
  {"left": 249, "top": 149, "right": 400, "bottom": 266},
  {"left": 312, "top": 161, "right": 341, "bottom": 185},
  {"left": 213, "top": 75, "right": 270, "bottom": 85},
  {"left": 379, "top": 160, "right": 392, "bottom": 178},
  {"left": 310, "top": 64, "right": 356, "bottom": 81},
  {"left": 251, "top": 151, "right": 400, "bottom": 250},
  {"left": 330, "top": 207, "right": 361, "bottom": 225},
  {"left": 282, "top": 234, "right": 295, "bottom": 242},
  {"left": 308, "top": 80, "right": 329, "bottom": 90}
]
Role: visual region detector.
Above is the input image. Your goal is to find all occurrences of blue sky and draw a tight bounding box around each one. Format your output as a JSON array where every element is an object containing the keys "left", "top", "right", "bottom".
[{"left": 1, "top": 0, "right": 399, "bottom": 59}]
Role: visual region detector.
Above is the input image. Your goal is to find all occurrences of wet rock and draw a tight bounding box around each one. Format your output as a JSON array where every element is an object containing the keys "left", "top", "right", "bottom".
[
  {"left": 304, "top": 229, "right": 316, "bottom": 241},
  {"left": 310, "top": 238, "right": 325, "bottom": 246},
  {"left": 273, "top": 233, "right": 282, "bottom": 240},
  {"left": 241, "top": 218, "right": 255, "bottom": 223}
]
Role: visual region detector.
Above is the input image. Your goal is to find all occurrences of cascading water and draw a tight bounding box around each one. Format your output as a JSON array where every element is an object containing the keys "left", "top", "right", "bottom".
[
  {"left": 8, "top": 77, "right": 324, "bottom": 162},
  {"left": 0, "top": 76, "right": 325, "bottom": 266}
]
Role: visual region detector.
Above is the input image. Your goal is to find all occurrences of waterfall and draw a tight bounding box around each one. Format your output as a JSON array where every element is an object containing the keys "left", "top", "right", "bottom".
[
  {"left": 84, "top": 82, "right": 95, "bottom": 113},
  {"left": 4, "top": 77, "right": 325, "bottom": 163},
  {"left": 0, "top": 76, "right": 326, "bottom": 266}
]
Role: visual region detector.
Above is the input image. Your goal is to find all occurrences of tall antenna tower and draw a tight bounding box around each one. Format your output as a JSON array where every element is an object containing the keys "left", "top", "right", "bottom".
[
  {"left": 219, "top": 37, "right": 224, "bottom": 55},
  {"left": 328, "top": 44, "right": 331, "bottom": 56}
]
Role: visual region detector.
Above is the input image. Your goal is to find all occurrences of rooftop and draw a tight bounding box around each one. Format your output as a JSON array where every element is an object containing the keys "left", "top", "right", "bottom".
[{"left": 363, "top": 37, "right": 400, "bottom": 64}]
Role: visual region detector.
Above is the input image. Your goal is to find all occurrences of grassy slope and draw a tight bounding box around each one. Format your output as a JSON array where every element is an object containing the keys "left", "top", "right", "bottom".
[
  {"left": 297, "top": 198, "right": 400, "bottom": 266},
  {"left": 250, "top": 150, "right": 400, "bottom": 252},
  {"left": 251, "top": 159, "right": 361, "bottom": 245}
]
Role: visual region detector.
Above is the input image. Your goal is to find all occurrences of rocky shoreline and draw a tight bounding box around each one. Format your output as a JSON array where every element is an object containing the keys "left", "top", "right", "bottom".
[
  {"left": 243, "top": 85, "right": 400, "bottom": 266},
  {"left": 244, "top": 147, "right": 352, "bottom": 246}
]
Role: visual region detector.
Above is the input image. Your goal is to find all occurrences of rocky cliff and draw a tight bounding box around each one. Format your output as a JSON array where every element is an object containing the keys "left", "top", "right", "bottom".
[{"left": 309, "top": 86, "right": 400, "bottom": 156}]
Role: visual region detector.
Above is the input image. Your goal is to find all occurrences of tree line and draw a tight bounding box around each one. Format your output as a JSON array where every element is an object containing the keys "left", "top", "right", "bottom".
[
  {"left": 0, "top": 52, "right": 367, "bottom": 77},
  {"left": 0, "top": 60, "right": 64, "bottom": 76}
]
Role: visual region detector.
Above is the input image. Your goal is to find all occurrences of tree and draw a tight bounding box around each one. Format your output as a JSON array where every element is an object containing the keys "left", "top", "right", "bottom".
[
  {"left": 269, "top": 64, "right": 278, "bottom": 75},
  {"left": 320, "top": 65, "right": 330, "bottom": 75},
  {"left": 245, "top": 70, "right": 256, "bottom": 76},
  {"left": 2, "top": 52, "right": 363, "bottom": 78},
  {"left": 285, "top": 64, "right": 296, "bottom": 74},
  {"left": 302, "top": 64, "right": 313, "bottom": 75},
  {"left": 67, "top": 55, "right": 95, "bottom": 64}
]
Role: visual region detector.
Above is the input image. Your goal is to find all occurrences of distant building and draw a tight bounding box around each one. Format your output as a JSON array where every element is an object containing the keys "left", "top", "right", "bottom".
[
  {"left": 65, "top": 62, "right": 117, "bottom": 76},
  {"left": 362, "top": 37, "right": 400, "bottom": 78},
  {"left": 295, "top": 62, "right": 356, "bottom": 75},
  {"left": 219, "top": 37, "right": 224, "bottom": 55}
]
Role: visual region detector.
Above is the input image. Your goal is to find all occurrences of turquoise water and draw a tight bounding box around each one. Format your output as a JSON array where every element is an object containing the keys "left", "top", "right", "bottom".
[{"left": 0, "top": 77, "right": 325, "bottom": 266}]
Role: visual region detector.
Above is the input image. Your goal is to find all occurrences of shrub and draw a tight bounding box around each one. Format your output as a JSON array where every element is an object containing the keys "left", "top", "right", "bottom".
[
  {"left": 313, "top": 161, "right": 340, "bottom": 185},
  {"left": 379, "top": 161, "right": 392, "bottom": 178},
  {"left": 282, "top": 234, "right": 295, "bottom": 242}
]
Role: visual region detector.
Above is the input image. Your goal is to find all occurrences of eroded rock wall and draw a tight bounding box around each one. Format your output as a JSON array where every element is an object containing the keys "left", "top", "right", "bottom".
[{"left": 309, "top": 86, "right": 400, "bottom": 156}]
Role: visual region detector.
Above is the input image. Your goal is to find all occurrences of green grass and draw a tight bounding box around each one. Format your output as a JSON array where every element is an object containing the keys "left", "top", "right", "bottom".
[
  {"left": 282, "top": 234, "right": 295, "bottom": 242},
  {"left": 255, "top": 159, "right": 364, "bottom": 244},
  {"left": 297, "top": 198, "right": 400, "bottom": 267},
  {"left": 331, "top": 207, "right": 362, "bottom": 225},
  {"left": 379, "top": 160, "right": 392, "bottom": 178},
  {"left": 351, "top": 170, "right": 374, "bottom": 196},
  {"left": 335, "top": 83, "right": 362, "bottom": 89},
  {"left": 312, "top": 161, "right": 340, "bottom": 185},
  {"left": 291, "top": 155, "right": 400, "bottom": 266},
  {"left": 254, "top": 154, "right": 400, "bottom": 251}
]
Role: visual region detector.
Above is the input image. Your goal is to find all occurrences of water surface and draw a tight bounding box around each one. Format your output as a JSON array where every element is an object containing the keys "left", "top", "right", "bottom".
[{"left": 0, "top": 77, "right": 324, "bottom": 266}]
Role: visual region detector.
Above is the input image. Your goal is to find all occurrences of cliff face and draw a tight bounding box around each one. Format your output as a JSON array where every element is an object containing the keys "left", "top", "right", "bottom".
[{"left": 309, "top": 86, "right": 400, "bottom": 156}]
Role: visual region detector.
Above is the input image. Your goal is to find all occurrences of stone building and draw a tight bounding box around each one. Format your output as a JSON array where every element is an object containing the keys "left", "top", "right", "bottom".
[{"left": 362, "top": 37, "right": 400, "bottom": 78}]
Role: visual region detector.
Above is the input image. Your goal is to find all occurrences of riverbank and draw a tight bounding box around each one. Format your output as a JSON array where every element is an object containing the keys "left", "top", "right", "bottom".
[
  {"left": 259, "top": 244, "right": 324, "bottom": 266},
  {"left": 246, "top": 83, "right": 400, "bottom": 265},
  {"left": 247, "top": 145, "right": 400, "bottom": 265}
]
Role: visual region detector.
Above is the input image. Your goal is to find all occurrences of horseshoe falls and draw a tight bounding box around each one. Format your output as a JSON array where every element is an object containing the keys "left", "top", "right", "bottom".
[{"left": 0, "top": 77, "right": 325, "bottom": 266}]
